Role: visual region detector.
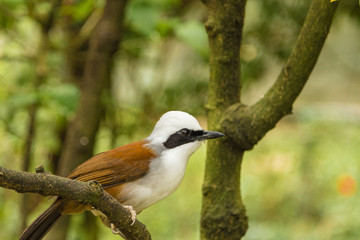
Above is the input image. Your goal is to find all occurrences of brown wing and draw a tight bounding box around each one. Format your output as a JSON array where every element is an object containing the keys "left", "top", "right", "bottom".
[{"left": 67, "top": 140, "right": 156, "bottom": 189}]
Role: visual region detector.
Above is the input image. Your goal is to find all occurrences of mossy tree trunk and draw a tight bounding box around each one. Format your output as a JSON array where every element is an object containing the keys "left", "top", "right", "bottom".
[{"left": 200, "top": 0, "right": 339, "bottom": 239}]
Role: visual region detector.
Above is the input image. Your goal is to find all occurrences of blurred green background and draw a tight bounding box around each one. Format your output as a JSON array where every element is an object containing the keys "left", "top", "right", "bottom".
[{"left": 0, "top": 0, "right": 359, "bottom": 239}]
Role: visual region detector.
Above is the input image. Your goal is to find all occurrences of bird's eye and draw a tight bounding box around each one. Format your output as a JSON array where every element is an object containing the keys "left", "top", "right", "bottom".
[{"left": 179, "top": 128, "right": 190, "bottom": 137}]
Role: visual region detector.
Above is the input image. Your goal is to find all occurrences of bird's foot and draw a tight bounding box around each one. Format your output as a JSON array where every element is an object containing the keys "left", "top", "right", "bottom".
[
  {"left": 109, "top": 205, "right": 136, "bottom": 237},
  {"left": 110, "top": 223, "right": 121, "bottom": 235},
  {"left": 123, "top": 205, "right": 137, "bottom": 226}
]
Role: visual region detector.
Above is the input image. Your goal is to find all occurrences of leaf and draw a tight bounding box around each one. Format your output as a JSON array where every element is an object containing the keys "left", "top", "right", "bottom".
[
  {"left": 156, "top": 18, "right": 179, "bottom": 37},
  {"left": 6, "top": 91, "right": 38, "bottom": 109},
  {"left": 40, "top": 83, "right": 79, "bottom": 115},
  {"left": 127, "top": 2, "right": 161, "bottom": 36},
  {"left": 174, "top": 20, "right": 208, "bottom": 57}
]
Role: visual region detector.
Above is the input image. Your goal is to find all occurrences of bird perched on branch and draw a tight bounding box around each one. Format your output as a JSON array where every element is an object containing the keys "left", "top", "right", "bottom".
[{"left": 20, "top": 111, "right": 224, "bottom": 240}]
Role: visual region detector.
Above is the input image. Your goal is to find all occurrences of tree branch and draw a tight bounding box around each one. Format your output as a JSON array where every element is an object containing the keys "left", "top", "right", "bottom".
[
  {"left": 222, "top": 0, "right": 339, "bottom": 150},
  {"left": 0, "top": 166, "right": 151, "bottom": 240}
]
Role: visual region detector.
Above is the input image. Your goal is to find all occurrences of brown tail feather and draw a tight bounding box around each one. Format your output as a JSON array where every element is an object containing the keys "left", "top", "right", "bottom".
[{"left": 20, "top": 200, "right": 62, "bottom": 240}]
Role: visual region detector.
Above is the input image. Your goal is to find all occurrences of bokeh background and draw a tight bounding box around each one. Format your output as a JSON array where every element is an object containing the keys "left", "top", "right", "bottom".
[{"left": 0, "top": 0, "right": 359, "bottom": 239}]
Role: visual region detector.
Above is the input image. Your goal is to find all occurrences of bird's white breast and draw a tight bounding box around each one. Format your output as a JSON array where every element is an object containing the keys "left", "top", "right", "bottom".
[{"left": 118, "top": 141, "right": 201, "bottom": 212}]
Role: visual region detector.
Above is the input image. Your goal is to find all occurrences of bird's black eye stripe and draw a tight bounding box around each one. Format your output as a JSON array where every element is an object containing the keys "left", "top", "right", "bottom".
[
  {"left": 163, "top": 129, "right": 203, "bottom": 149},
  {"left": 191, "top": 130, "right": 204, "bottom": 137}
]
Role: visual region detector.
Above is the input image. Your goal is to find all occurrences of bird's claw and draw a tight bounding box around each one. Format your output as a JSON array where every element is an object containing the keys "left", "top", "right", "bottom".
[
  {"left": 109, "top": 205, "right": 136, "bottom": 237},
  {"left": 123, "top": 205, "right": 137, "bottom": 226},
  {"left": 110, "top": 223, "right": 121, "bottom": 235}
]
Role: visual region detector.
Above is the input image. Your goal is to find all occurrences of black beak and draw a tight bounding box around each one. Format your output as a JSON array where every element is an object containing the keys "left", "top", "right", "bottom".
[{"left": 197, "top": 131, "right": 225, "bottom": 141}]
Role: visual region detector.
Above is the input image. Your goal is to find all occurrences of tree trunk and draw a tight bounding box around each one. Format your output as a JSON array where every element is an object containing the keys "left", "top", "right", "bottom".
[
  {"left": 20, "top": 30, "right": 48, "bottom": 233},
  {"left": 58, "top": 0, "right": 128, "bottom": 176},
  {"left": 20, "top": 0, "right": 60, "bottom": 233},
  {"left": 201, "top": 0, "right": 338, "bottom": 239},
  {"left": 200, "top": 1, "right": 247, "bottom": 239},
  {"left": 47, "top": 1, "right": 128, "bottom": 239}
]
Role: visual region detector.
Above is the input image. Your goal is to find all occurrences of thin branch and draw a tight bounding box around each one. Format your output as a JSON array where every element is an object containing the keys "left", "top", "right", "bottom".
[
  {"left": 0, "top": 166, "right": 151, "bottom": 240},
  {"left": 222, "top": 0, "right": 339, "bottom": 150}
]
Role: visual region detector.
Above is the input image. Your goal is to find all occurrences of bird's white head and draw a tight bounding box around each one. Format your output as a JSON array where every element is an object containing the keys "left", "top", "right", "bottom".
[{"left": 146, "top": 111, "right": 224, "bottom": 156}]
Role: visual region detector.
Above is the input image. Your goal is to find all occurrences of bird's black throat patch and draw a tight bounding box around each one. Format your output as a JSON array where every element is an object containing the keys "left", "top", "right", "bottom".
[{"left": 163, "top": 128, "right": 203, "bottom": 149}]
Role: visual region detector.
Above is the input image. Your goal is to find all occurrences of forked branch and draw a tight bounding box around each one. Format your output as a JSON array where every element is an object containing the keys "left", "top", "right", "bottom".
[{"left": 222, "top": 0, "right": 339, "bottom": 150}]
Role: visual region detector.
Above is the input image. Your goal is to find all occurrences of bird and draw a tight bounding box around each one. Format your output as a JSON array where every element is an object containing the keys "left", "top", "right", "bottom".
[{"left": 20, "top": 111, "right": 224, "bottom": 240}]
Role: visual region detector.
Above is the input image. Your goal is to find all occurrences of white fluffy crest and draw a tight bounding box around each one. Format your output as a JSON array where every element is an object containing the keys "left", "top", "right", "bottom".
[{"left": 146, "top": 111, "right": 202, "bottom": 145}]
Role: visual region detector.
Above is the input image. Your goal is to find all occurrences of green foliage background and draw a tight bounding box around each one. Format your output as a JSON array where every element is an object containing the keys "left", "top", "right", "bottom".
[{"left": 0, "top": 0, "right": 359, "bottom": 239}]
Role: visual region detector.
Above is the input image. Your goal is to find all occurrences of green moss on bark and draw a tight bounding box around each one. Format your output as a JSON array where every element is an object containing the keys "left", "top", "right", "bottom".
[
  {"left": 221, "top": 0, "right": 338, "bottom": 150},
  {"left": 202, "top": 0, "right": 338, "bottom": 239},
  {"left": 201, "top": 0, "right": 248, "bottom": 239}
]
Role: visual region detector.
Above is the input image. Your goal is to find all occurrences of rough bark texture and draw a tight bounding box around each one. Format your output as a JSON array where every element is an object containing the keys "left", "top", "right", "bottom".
[
  {"left": 201, "top": 0, "right": 338, "bottom": 239},
  {"left": 222, "top": 0, "right": 339, "bottom": 150},
  {"left": 0, "top": 166, "right": 151, "bottom": 240},
  {"left": 200, "top": 1, "right": 248, "bottom": 239}
]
